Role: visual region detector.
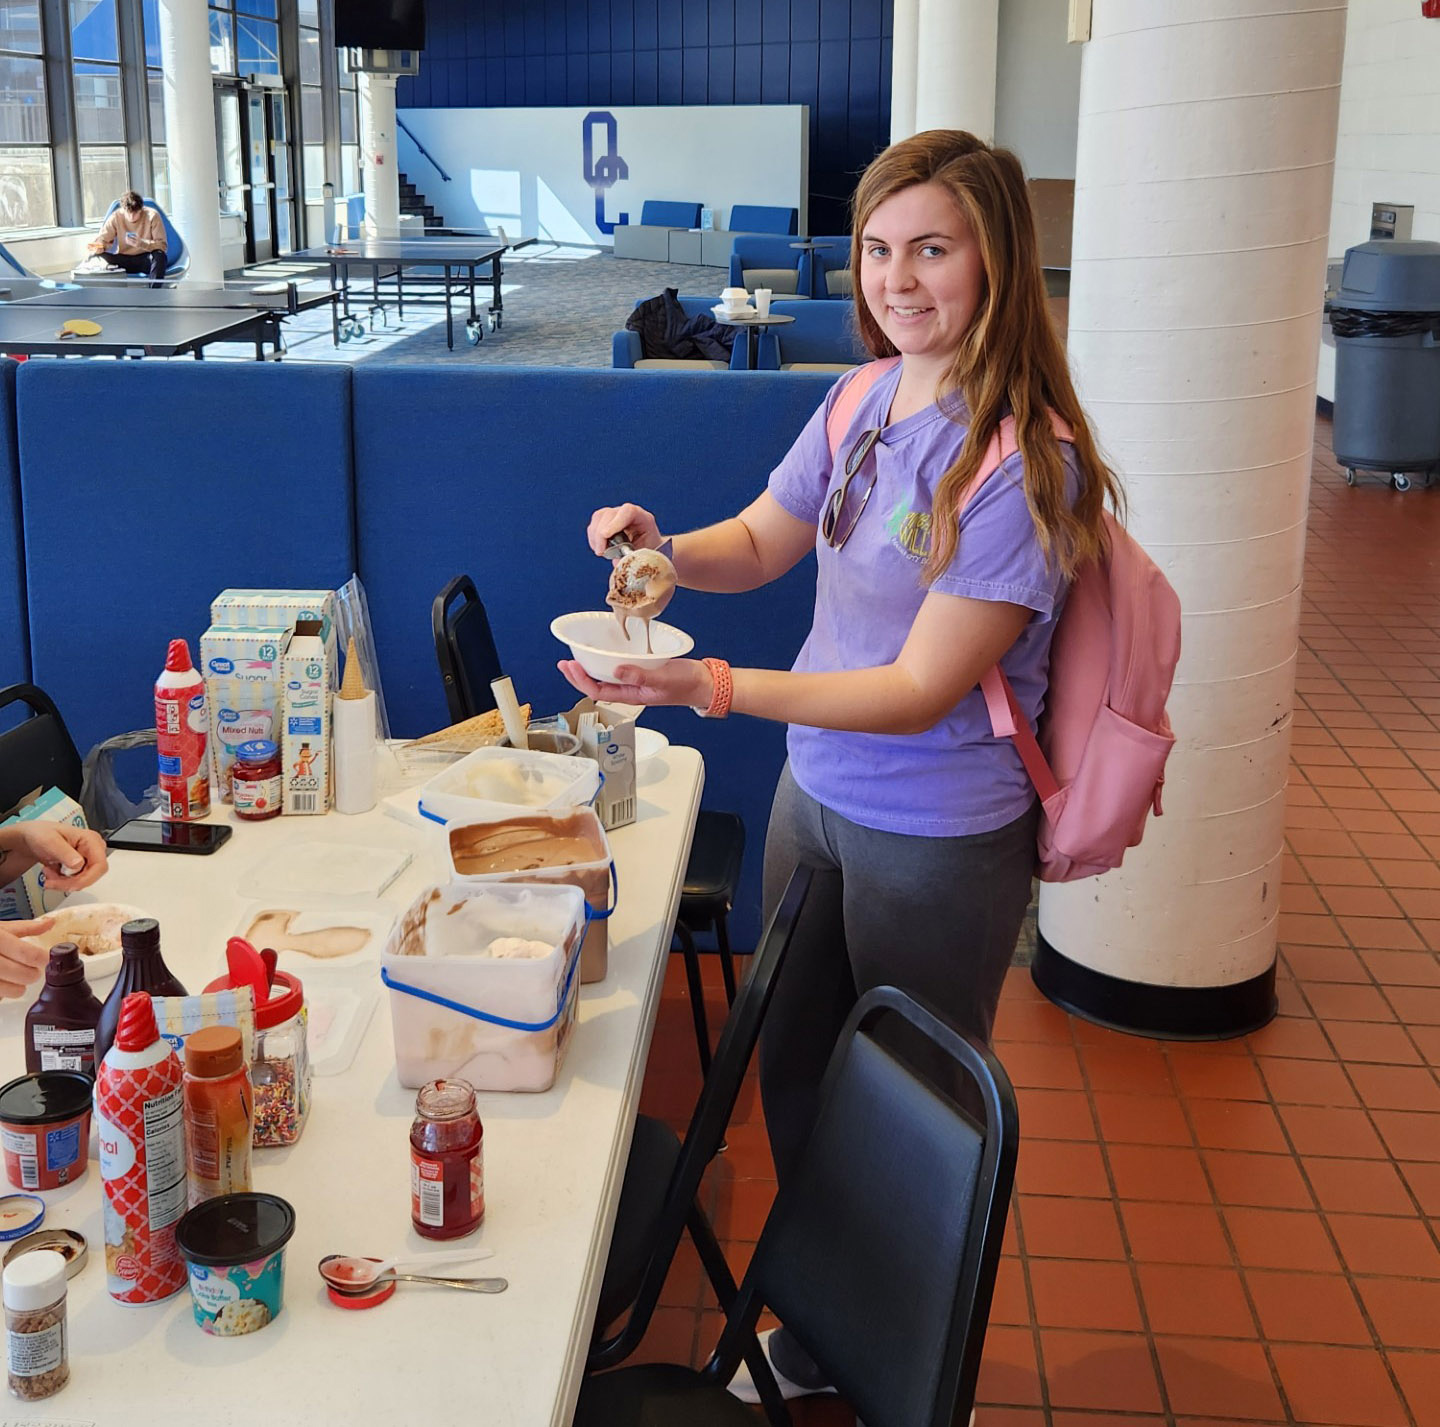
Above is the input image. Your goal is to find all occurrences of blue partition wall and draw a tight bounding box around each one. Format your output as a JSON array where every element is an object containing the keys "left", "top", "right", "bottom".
[
  {"left": 17, "top": 363, "right": 357, "bottom": 757},
  {"left": 0, "top": 361, "right": 27, "bottom": 694},
  {"left": 398, "top": 0, "right": 892, "bottom": 234},
  {"left": 354, "top": 365, "right": 834, "bottom": 945}
]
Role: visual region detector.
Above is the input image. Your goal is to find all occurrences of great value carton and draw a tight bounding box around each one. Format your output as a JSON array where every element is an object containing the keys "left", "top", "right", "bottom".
[
  {"left": 281, "top": 619, "right": 333, "bottom": 815},
  {"left": 0, "top": 788, "right": 88, "bottom": 920},
  {"left": 200, "top": 625, "right": 290, "bottom": 797},
  {"left": 211, "top": 590, "right": 339, "bottom": 685}
]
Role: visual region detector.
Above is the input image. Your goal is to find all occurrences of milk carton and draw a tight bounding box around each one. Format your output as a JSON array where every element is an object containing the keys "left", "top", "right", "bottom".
[
  {"left": 211, "top": 590, "right": 339, "bottom": 686},
  {"left": 281, "top": 619, "right": 333, "bottom": 815},
  {"left": 200, "top": 626, "right": 289, "bottom": 799},
  {"left": 0, "top": 788, "right": 88, "bottom": 920}
]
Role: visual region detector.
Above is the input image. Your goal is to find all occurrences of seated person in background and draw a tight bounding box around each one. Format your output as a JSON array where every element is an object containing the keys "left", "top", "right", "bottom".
[
  {"left": 87, "top": 190, "right": 168, "bottom": 280},
  {"left": 0, "top": 821, "right": 109, "bottom": 999}
]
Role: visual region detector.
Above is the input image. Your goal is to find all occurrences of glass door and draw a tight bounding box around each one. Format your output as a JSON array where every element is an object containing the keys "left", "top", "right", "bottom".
[
  {"left": 268, "top": 91, "right": 295, "bottom": 257},
  {"left": 215, "top": 86, "right": 246, "bottom": 221},
  {"left": 243, "top": 89, "right": 274, "bottom": 261}
]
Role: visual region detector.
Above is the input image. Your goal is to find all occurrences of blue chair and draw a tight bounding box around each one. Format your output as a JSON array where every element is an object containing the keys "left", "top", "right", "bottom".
[
  {"left": 96, "top": 196, "right": 188, "bottom": 280},
  {"left": 808, "top": 235, "right": 853, "bottom": 299},
  {"left": 728, "top": 236, "right": 808, "bottom": 298},
  {"left": 727, "top": 205, "right": 798, "bottom": 237},
  {"left": 613, "top": 294, "right": 749, "bottom": 371},
  {"left": 613, "top": 200, "right": 703, "bottom": 261},
  {"left": 756, "top": 300, "right": 867, "bottom": 372}
]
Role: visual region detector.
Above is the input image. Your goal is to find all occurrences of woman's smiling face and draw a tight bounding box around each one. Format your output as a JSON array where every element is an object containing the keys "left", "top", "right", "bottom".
[{"left": 859, "top": 180, "right": 985, "bottom": 375}]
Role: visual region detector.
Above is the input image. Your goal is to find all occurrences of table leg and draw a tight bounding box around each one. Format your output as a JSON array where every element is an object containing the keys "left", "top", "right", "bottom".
[
  {"left": 444, "top": 264, "right": 454, "bottom": 349},
  {"left": 490, "top": 254, "right": 502, "bottom": 324},
  {"left": 395, "top": 263, "right": 405, "bottom": 323},
  {"left": 747, "top": 325, "right": 759, "bottom": 370}
]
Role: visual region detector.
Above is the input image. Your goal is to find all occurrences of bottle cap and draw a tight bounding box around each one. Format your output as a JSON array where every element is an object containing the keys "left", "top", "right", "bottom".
[
  {"left": 235, "top": 740, "right": 277, "bottom": 762},
  {"left": 44, "top": 943, "right": 85, "bottom": 983},
  {"left": 185, "top": 1025, "right": 244, "bottom": 1079},
  {"left": 2, "top": 1248, "right": 66, "bottom": 1310},
  {"left": 120, "top": 918, "right": 160, "bottom": 955},
  {"left": 164, "top": 638, "right": 193, "bottom": 674},
  {"left": 113, "top": 993, "right": 160, "bottom": 1054}
]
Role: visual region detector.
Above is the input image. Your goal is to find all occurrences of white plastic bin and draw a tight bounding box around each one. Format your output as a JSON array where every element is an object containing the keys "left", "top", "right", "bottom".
[
  {"left": 439, "top": 806, "right": 615, "bottom": 984},
  {"left": 416, "top": 745, "right": 602, "bottom": 827},
  {"left": 381, "top": 882, "right": 588, "bottom": 1093}
]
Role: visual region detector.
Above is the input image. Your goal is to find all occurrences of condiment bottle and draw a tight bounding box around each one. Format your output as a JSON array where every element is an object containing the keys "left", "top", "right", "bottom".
[
  {"left": 24, "top": 945, "right": 103, "bottom": 1078},
  {"left": 4, "top": 1249, "right": 68, "bottom": 1401},
  {"left": 409, "top": 1079, "right": 484, "bottom": 1240},
  {"left": 95, "top": 993, "right": 187, "bottom": 1305},
  {"left": 183, "top": 1026, "right": 253, "bottom": 1207},
  {"left": 230, "top": 739, "right": 282, "bottom": 821},
  {"left": 155, "top": 637, "right": 209, "bottom": 820},
  {"left": 94, "top": 919, "right": 187, "bottom": 1068}
]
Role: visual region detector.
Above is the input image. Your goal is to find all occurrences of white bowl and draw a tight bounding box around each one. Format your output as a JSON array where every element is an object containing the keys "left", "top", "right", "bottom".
[
  {"left": 24, "top": 901, "right": 148, "bottom": 980},
  {"left": 551, "top": 612, "right": 694, "bottom": 682}
]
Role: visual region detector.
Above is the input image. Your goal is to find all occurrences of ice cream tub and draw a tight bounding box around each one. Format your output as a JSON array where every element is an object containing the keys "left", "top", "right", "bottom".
[
  {"left": 0, "top": 1073, "right": 93, "bottom": 1191},
  {"left": 174, "top": 1192, "right": 295, "bottom": 1336},
  {"left": 439, "top": 806, "right": 615, "bottom": 983},
  {"left": 415, "top": 745, "right": 602, "bottom": 827},
  {"left": 381, "top": 882, "right": 588, "bottom": 1092}
]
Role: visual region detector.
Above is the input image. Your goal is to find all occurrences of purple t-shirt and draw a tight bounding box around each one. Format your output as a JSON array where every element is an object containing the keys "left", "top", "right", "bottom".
[{"left": 767, "top": 361, "right": 1078, "bottom": 837}]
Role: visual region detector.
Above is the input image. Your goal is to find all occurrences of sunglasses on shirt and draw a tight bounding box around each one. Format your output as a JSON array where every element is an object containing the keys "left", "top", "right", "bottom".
[{"left": 820, "top": 426, "right": 883, "bottom": 550}]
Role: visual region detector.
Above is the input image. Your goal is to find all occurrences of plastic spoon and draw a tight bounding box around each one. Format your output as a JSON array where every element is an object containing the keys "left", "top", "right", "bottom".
[
  {"left": 317, "top": 1248, "right": 494, "bottom": 1292},
  {"left": 328, "top": 1270, "right": 508, "bottom": 1296}
]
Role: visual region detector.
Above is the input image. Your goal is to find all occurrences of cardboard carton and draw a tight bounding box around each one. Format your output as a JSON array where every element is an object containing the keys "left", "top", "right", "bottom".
[
  {"left": 0, "top": 788, "right": 88, "bottom": 920},
  {"left": 200, "top": 625, "right": 289, "bottom": 797},
  {"left": 281, "top": 619, "right": 333, "bottom": 814},
  {"left": 564, "top": 697, "right": 637, "bottom": 831},
  {"left": 210, "top": 589, "right": 339, "bottom": 688}
]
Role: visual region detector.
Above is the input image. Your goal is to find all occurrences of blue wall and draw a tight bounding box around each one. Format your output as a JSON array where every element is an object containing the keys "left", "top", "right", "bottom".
[{"left": 397, "top": 0, "right": 892, "bottom": 234}]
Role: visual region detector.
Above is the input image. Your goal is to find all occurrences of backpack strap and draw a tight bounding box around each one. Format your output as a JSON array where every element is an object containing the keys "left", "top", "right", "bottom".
[{"left": 824, "top": 356, "right": 901, "bottom": 458}]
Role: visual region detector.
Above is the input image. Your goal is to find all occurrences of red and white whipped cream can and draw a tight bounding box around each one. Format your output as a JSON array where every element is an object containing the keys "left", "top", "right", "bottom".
[{"left": 155, "top": 638, "right": 210, "bottom": 820}]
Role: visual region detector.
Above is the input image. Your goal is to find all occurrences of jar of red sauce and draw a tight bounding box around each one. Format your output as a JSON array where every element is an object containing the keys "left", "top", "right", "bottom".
[
  {"left": 231, "top": 740, "right": 282, "bottom": 821},
  {"left": 409, "top": 1080, "right": 483, "bottom": 1240}
]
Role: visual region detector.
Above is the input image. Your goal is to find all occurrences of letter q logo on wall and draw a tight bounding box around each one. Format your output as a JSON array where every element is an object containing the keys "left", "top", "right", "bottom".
[{"left": 582, "top": 111, "right": 629, "bottom": 235}]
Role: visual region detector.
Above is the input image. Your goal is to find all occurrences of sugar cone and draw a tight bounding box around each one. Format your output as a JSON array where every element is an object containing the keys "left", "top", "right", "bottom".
[{"left": 339, "top": 635, "right": 368, "bottom": 700}]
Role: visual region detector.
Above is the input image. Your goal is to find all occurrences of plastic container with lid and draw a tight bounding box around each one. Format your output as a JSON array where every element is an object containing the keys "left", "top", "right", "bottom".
[
  {"left": 4, "top": 1248, "right": 68, "bottom": 1400},
  {"left": 204, "top": 954, "right": 310, "bottom": 1147},
  {"left": 173, "top": 1192, "right": 295, "bottom": 1336},
  {"left": 415, "top": 745, "right": 602, "bottom": 827},
  {"left": 230, "top": 740, "right": 282, "bottom": 821},
  {"left": 183, "top": 1026, "right": 253, "bottom": 1205},
  {"left": 24, "top": 945, "right": 103, "bottom": 1079},
  {"left": 0, "top": 1074, "right": 93, "bottom": 1192}
]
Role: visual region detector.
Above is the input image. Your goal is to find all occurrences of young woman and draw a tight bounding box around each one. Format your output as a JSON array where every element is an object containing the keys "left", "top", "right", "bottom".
[{"left": 561, "top": 129, "right": 1121, "bottom": 1398}]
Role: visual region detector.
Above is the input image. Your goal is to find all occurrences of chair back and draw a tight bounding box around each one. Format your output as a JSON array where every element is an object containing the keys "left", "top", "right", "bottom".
[
  {"left": 710, "top": 986, "right": 1019, "bottom": 1427},
  {"left": 808, "top": 236, "right": 852, "bottom": 299},
  {"left": 639, "top": 200, "right": 702, "bottom": 229},
  {"left": 729, "top": 206, "right": 798, "bottom": 236},
  {"left": 757, "top": 301, "right": 867, "bottom": 371},
  {"left": 729, "top": 236, "right": 804, "bottom": 291},
  {"left": 0, "top": 684, "right": 84, "bottom": 811},
  {"left": 431, "top": 575, "right": 504, "bottom": 724},
  {"left": 102, "top": 197, "right": 188, "bottom": 275},
  {"left": 0, "top": 242, "right": 31, "bottom": 279}
]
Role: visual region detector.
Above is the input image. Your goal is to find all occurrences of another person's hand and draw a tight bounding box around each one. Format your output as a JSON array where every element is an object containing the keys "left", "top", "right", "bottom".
[
  {"left": 558, "top": 658, "right": 712, "bottom": 709},
  {"left": 86, "top": 240, "right": 105, "bottom": 254},
  {"left": 16, "top": 823, "right": 109, "bottom": 894},
  {"left": 587, "top": 504, "right": 664, "bottom": 557},
  {"left": 0, "top": 918, "right": 53, "bottom": 999}
]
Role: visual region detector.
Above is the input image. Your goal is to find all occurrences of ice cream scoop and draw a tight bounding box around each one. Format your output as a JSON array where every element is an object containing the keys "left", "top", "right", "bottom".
[{"left": 606, "top": 548, "right": 677, "bottom": 654}]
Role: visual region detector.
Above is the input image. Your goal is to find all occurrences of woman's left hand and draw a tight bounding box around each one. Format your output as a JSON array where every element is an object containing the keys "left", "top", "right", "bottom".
[
  {"left": 19, "top": 823, "right": 109, "bottom": 893},
  {"left": 558, "top": 658, "right": 713, "bottom": 710}
]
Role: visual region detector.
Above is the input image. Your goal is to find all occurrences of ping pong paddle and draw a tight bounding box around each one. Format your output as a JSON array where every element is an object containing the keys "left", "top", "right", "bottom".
[{"left": 57, "top": 318, "right": 102, "bottom": 339}]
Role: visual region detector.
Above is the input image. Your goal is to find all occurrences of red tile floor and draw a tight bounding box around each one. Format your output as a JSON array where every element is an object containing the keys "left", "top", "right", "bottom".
[{"left": 625, "top": 415, "right": 1440, "bottom": 1426}]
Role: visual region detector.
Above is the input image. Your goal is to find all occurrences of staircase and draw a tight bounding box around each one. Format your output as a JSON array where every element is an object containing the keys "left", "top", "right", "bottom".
[{"left": 399, "top": 172, "right": 445, "bottom": 231}]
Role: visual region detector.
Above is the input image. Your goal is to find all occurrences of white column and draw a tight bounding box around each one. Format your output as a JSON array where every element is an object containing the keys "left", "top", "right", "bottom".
[
  {"left": 1036, "top": 0, "right": 1349, "bottom": 1034},
  {"left": 157, "top": 0, "right": 222, "bottom": 281},
  {"left": 913, "top": 0, "right": 998, "bottom": 140},
  {"left": 890, "top": 0, "right": 919, "bottom": 144},
  {"left": 359, "top": 73, "right": 400, "bottom": 237}
]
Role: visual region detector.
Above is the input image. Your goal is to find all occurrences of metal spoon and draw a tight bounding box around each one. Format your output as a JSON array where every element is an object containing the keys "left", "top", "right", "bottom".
[
  {"left": 317, "top": 1249, "right": 493, "bottom": 1293},
  {"left": 328, "top": 1270, "right": 508, "bottom": 1295}
]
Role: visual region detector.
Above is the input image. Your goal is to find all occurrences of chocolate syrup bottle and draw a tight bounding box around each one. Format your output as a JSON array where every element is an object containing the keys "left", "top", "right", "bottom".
[
  {"left": 94, "top": 919, "right": 188, "bottom": 1068},
  {"left": 24, "top": 944, "right": 104, "bottom": 1077}
]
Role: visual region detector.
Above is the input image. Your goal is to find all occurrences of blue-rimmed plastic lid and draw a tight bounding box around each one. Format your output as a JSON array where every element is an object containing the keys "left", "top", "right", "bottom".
[
  {"left": 235, "top": 740, "right": 278, "bottom": 762},
  {"left": 0, "top": 1196, "right": 45, "bottom": 1242}
]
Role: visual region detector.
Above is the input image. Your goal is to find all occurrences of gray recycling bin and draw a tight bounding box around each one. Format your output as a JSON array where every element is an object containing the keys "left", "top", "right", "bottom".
[{"left": 1331, "top": 239, "right": 1440, "bottom": 491}]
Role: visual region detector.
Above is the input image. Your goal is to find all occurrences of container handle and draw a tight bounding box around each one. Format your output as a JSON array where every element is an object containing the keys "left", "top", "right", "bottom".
[
  {"left": 587, "top": 859, "right": 618, "bottom": 921},
  {"left": 381, "top": 908, "right": 591, "bottom": 1033},
  {"left": 418, "top": 799, "right": 447, "bottom": 825},
  {"left": 586, "top": 767, "right": 606, "bottom": 807}
]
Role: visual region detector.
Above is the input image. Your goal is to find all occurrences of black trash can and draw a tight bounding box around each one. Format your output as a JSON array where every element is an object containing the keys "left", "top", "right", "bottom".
[{"left": 1330, "top": 239, "right": 1440, "bottom": 491}]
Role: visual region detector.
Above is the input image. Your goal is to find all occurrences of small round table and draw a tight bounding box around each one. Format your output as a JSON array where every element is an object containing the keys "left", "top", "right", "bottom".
[{"left": 713, "top": 310, "right": 795, "bottom": 369}]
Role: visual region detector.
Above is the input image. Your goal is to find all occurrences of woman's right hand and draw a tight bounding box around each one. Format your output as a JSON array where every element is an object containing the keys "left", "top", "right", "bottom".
[
  {"left": 587, "top": 504, "right": 664, "bottom": 557},
  {"left": 0, "top": 918, "right": 53, "bottom": 1000}
]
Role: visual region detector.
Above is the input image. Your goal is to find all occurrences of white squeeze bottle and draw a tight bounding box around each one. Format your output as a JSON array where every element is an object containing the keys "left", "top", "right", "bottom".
[{"left": 155, "top": 639, "right": 210, "bottom": 819}]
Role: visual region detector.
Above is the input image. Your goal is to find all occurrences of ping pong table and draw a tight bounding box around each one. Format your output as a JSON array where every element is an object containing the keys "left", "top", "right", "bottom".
[
  {"left": 0, "top": 280, "right": 338, "bottom": 360},
  {"left": 290, "top": 236, "right": 516, "bottom": 350}
]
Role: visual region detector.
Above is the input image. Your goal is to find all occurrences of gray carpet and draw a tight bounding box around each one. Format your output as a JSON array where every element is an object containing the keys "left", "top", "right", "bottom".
[{"left": 230, "top": 244, "right": 726, "bottom": 366}]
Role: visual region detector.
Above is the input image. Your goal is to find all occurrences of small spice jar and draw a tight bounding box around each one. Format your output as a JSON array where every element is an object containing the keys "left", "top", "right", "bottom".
[
  {"left": 410, "top": 1080, "right": 484, "bottom": 1240},
  {"left": 4, "top": 1248, "right": 68, "bottom": 1401},
  {"left": 231, "top": 740, "right": 283, "bottom": 821},
  {"left": 204, "top": 968, "right": 310, "bottom": 1148}
]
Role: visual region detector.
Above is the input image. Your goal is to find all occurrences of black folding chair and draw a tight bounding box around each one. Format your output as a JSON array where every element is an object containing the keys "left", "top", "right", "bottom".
[
  {"left": 431, "top": 574, "right": 504, "bottom": 725},
  {"left": 577, "top": 985, "right": 1020, "bottom": 1427},
  {"left": 589, "top": 864, "right": 814, "bottom": 1373},
  {"left": 0, "top": 684, "right": 83, "bottom": 813}
]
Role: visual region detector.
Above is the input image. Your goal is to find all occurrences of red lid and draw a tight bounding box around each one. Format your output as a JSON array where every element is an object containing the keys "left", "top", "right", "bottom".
[
  {"left": 164, "top": 639, "right": 193, "bottom": 674},
  {"left": 203, "top": 968, "right": 303, "bottom": 1029},
  {"left": 114, "top": 993, "right": 159, "bottom": 1053}
]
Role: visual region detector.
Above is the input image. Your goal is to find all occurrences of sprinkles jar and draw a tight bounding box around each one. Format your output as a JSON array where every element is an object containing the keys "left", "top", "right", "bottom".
[{"left": 205, "top": 969, "right": 310, "bottom": 1148}]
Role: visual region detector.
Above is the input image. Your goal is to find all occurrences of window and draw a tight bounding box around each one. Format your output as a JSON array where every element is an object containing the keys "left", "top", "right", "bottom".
[
  {"left": 79, "top": 145, "right": 127, "bottom": 221},
  {"left": 0, "top": 0, "right": 52, "bottom": 228},
  {"left": 209, "top": 5, "right": 233, "bottom": 72}
]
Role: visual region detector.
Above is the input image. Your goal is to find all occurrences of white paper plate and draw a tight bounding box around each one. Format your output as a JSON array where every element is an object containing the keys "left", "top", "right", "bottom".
[
  {"left": 23, "top": 901, "right": 148, "bottom": 981},
  {"left": 634, "top": 727, "right": 669, "bottom": 762}
]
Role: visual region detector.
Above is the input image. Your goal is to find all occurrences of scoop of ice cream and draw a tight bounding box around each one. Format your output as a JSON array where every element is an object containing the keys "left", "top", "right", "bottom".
[
  {"left": 488, "top": 936, "right": 554, "bottom": 960},
  {"left": 607, "top": 549, "right": 676, "bottom": 622}
]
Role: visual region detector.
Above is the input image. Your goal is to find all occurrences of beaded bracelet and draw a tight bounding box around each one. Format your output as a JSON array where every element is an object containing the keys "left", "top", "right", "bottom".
[{"left": 696, "top": 657, "right": 733, "bottom": 719}]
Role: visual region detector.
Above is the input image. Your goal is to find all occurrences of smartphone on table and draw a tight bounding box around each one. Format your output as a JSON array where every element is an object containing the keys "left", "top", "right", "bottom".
[{"left": 105, "top": 820, "right": 233, "bottom": 855}]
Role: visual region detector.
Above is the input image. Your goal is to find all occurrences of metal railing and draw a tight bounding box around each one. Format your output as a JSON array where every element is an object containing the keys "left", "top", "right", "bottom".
[{"left": 396, "top": 117, "right": 450, "bottom": 184}]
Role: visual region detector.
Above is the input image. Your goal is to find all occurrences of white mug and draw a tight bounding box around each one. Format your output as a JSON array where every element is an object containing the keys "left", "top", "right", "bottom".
[{"left": 753, "top": 288, "right": 773, "bottom": 318}]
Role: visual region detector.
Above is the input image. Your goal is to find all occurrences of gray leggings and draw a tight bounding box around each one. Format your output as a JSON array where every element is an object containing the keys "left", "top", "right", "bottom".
[{"left": 759, "top": 762, "right": 1038, "bottom": 1186}]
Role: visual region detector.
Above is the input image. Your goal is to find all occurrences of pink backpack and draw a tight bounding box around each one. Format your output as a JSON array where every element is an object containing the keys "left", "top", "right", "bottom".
[{"left": 825, "top": 359, "right": 1181, "bottom": 882}]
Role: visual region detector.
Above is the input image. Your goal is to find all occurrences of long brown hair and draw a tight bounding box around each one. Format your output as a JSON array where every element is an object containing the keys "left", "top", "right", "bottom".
[{"left": 850, "top": 130, "right": 1121, "bottom": 583}]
